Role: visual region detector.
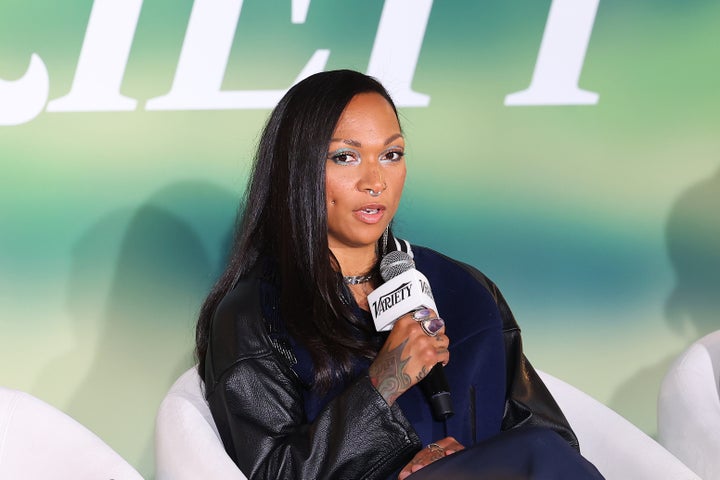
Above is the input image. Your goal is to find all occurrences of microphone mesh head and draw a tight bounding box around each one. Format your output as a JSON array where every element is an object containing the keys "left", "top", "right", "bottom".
[{"left": 380, "top": 251, "right": 415, "bottom": 281}]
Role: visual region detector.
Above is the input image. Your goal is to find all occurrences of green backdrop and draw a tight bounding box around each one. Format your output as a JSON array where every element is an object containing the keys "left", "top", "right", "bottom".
[{"left": 2, "top": 0, "right": 719, "bottom": 477}]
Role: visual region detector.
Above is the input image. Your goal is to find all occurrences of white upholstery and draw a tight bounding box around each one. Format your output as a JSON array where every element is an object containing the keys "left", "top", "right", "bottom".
[
  {"left": 155, "top": 368, "right": 245, "bottom": 480},
  {"left": 0, "top": 387, "right": 143, "bottom": 480},
  {"left": 538, "top": 371, "right": 699, "bottom": 480},
  {"left": 157, "top": 367, "right": 699, "bottom": 480},
  {"left": 658, "top": 330, "right": 720, "bottom": 480}
]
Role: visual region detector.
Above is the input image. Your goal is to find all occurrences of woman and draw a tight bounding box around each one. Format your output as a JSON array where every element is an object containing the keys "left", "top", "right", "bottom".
[{"left": 195, "top": 70, "right": 602, "bottom": 479}]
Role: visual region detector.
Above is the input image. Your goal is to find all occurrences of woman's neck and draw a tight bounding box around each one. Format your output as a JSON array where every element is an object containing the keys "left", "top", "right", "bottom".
[
  {"left": 347, "top": 281, "right": 377, "bottom": 311},
  {"left": 330, "top": 244, "right": 377, "bottom": 277},
  {"left": 330, "top": 244, "right": 378, "bottom": 311}
]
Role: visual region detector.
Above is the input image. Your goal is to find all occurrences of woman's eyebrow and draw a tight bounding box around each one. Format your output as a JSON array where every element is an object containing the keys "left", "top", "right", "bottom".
[
  {"left": 330, "top": 138, "right": 361, "bottom": 147},
  {"left": 385, "top": 133, "right": 403, "bottom": 145},
  {"left": 329, "top": 133, "right": 404, "bottom": 148}
]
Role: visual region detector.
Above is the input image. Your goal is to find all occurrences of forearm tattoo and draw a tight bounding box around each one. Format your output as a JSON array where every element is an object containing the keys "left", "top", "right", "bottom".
[{"left": 370, "top": 339, "right": 412, "bottom": 405}]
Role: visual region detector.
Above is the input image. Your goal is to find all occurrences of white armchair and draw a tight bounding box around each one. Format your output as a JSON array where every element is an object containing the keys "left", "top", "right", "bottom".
[
  {"left": 0, "top": 387, "right": 143, "bottom": 480},
  {"left": 538, "top": 371, "right": 699, "bottom": 480},
  {"left": 658, "top": 330, "right": 720, "bottom": 480},
  {"left": 155, "top": 367, "right": 699, "bottom": 480},
  {"left": 154, "top": 367, "right": 244, "bottom": 480}
]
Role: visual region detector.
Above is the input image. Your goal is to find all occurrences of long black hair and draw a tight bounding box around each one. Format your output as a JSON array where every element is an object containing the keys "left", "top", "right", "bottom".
[{"left": 195, "top": 70, "right": 400, "bottom": 391}]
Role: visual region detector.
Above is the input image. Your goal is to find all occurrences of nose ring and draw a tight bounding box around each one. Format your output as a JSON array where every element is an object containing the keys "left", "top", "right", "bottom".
[{"left": 367, "top": 182, "right": 387, "bottom": 197}]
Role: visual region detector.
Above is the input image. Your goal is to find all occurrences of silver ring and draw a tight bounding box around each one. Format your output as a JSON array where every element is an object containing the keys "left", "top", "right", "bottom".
[
  {"left": 427, "top": 443, "right": 445, "bottom": 454},
  {"left": 412, "top": 309, "right": 444, "bottom": 337}
]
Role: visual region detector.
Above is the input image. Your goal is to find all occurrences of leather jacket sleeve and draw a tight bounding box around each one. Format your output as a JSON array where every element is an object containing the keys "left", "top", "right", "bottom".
[
  {"left": 203, "top": 274, "right": 421, "bottom": 480},
  {"left": 451, "top": 259, "right": 580, "bottom": 450},
  {"left": 483, "top": 277, "right": 579, "bottom": 449}
]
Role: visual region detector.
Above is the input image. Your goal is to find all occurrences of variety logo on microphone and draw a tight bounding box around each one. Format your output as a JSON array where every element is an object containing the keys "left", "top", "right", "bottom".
[
  {"left": 420, "top": 278, "right": 434, "bottom": 299},
  {"left": 368, "top": 268, "right": 437, "bottom": 332},
  {"left": 372, "top": 281, "right": 412, "bottom": 318}
]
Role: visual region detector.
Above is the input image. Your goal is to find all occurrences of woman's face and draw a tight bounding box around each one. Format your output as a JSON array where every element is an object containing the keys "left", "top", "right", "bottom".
[{"left": 326, "top": 92, "right": 406, "bottom": 253}]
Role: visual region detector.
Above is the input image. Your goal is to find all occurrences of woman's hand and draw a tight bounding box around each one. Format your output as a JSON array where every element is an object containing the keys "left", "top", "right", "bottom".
[
  {"left": 368, "top": 310, "right": 450, "bottom": 405},
  {"left": 398, "top": 436, "right": 465, "bottom": 479}
]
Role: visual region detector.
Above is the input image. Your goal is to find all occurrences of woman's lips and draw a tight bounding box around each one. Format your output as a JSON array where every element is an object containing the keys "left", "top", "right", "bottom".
[{"left": 353, "top": 204, "right": 386, "bottom": 224}]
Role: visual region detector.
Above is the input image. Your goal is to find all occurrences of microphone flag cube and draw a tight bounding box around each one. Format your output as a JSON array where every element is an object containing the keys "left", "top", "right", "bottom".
[{"left": 367, "top": 268, "right": 438, "bottom": 332}]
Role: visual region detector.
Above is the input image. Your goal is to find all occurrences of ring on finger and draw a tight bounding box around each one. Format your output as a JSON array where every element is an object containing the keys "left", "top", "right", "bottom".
[
  {"left": 412, "top": 308, "right": 433, "bottom": 321},
  {"left": 412, "top": 309, "right": 444, "bottom": 337},
  {"left": 420, "top": 317, "right": 444, "bottom": 337},
  {"left": 427, "top": 443, "right": 445, "bottom": 455}
]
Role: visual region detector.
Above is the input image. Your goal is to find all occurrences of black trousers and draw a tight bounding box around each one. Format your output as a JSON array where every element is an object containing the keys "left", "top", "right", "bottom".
[{"left": 407, "top": 427, "right": 605, "bottom": 480}]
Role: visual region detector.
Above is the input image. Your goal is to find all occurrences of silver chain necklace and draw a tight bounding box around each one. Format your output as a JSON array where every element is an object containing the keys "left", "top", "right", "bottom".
[{"left": 343, "top": 273, "right": 374, "bottom": 285}]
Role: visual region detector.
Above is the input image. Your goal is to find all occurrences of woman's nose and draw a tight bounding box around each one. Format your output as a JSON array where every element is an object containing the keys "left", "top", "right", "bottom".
[{"left": 358, "top": 162, "right": 386, "bottom": 196}]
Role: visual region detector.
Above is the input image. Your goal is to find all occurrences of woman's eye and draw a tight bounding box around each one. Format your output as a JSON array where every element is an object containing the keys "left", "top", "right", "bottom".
[
  {"left": 329, "top": 149, "right": 360, "bottom": 165},
  {"left": 382, "top": 150, "right": 405, "bottom": 162}
]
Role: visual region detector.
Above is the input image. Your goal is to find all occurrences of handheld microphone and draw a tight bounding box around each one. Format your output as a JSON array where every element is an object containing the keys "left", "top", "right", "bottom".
[{"left": 367, "top": 251, "right": 454, "bottom": 421}]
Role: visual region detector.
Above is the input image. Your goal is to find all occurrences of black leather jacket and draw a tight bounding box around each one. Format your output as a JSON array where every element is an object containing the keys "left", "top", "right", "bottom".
[{"left": 203, "top": 252, "right": 577, "bottom": 480}]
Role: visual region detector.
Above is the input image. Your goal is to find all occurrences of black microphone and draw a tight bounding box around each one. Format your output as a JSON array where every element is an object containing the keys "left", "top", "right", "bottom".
[{"left": 377, "top": 251, "right": 454, "bottom": 421}]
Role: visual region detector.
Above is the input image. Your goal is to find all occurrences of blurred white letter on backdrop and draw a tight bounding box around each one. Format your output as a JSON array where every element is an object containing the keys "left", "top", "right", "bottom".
[
  {"left": 505, "top": 0, "right": 600, "bottom": 106},
  {"left": 291, "top": 0, "right": 311, "bottom": 24},
  {"left": 47, "top": 0, "right": 143, "bottom": 112},
  {"left": 0, "top": 54, "right": 49, "bottom": 126},
  {"left": 145, "top": 0, "right": 329, "bottom": 110},
  {"left": 367, "top": 0, "right": 432, "bottom": 107}
]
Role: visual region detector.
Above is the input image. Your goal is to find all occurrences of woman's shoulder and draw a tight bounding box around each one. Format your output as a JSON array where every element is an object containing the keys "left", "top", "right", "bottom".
[
  {"left": 410, "top": 244, "right": 521, "bottom": 335},
  {"left": 408, "top": 244, "right": 522, "bottom": 341},
  {"left": 410, "top": 244, "right": 497, "bottom": 297},
  {"left": 207, "top": 271, "right": 275, "bottom": 378}
]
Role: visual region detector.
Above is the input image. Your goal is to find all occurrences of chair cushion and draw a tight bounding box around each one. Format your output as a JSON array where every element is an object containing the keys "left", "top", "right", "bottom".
[
  {"left": 0, "top": 387, "right": 143, "bottom": 480},
  {"left": 154, "top": 368, "right": 244, "bottom": 480},
  {"left": 538, "top": 371, "right": 699, "bottom": 480},
  {"left": 658, "top": 330, "right": 720, "bottom": 480}
]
